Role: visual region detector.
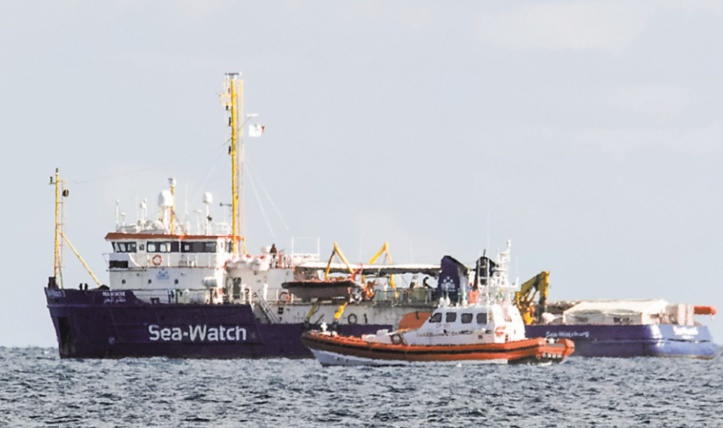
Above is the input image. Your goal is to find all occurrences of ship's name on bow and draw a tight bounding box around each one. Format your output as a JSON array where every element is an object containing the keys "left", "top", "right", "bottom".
[
  {"left": 148, "top": 324, "right": 247, "bottom": 342},
  {"left": 544, "top": 330, "right": 590, "bottom": 339},
  {"left": 672, "top": 326, "right": 698, "bottom": 337},
  {"left": 102, "top": 291, "right": 127, "bottom": 304}
]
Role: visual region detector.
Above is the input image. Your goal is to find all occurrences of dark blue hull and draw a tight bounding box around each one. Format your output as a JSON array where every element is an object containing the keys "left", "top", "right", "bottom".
[
  {"left": 525, "top": 324, "right": 716, "bottom": 359},
  {"left": 45, "top": 288, "right": 390, "bottom": 359},
  {"left": 47, "top": 288, "right": 717, "bottom": 359}
]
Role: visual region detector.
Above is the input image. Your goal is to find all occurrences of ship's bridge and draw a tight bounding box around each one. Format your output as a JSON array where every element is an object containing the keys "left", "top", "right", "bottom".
[{"left": 105, "top": 232, "right": 233, "bottom": 270}]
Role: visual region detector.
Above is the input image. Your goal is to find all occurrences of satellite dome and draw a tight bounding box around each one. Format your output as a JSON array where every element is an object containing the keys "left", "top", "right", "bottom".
[{"left": 158, "top": 190, "right": 173, "bottom": 208}]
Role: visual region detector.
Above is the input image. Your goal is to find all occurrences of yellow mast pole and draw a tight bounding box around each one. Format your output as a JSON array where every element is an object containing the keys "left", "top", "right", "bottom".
[
  {"left": 49, "top": 168, "right": 102, "bottom": 289},
  {"left": 239, "top": 79, "right": 246, "bottom": 255},
  {"left": 225, "top": 73, "right": 245, "bottom": 256},
  {"left": 52, "top": 168, "right": 62, "bottom": 286}
]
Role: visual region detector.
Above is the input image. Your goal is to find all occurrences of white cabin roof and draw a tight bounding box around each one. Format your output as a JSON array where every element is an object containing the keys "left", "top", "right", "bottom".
[{"left": 564, "top": 299, "right": 669, "bottom": 316}]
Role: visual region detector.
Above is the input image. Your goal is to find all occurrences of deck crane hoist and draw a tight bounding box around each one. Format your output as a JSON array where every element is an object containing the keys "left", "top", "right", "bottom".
[{"left": 514, "top": 271, "right": 550, "bottom": 325}]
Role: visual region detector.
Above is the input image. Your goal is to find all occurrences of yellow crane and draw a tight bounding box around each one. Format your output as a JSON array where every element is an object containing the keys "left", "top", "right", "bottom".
[
  {"left": 365, "top": 241, "right": 396, "bottom": 289},
  {"left": 324, "top": 242, "right": 355, "bottom": 280},
  {"left": 323, "top": 242, "right": 396, "bottom": 323},
  {"left": 514, "top": 271, "right": 550, "bottom": 325}
]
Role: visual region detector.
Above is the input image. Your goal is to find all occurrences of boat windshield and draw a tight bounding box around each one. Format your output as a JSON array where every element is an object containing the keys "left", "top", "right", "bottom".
[{"left": 429, "top": 311, "right": 489, "bottom": 325}]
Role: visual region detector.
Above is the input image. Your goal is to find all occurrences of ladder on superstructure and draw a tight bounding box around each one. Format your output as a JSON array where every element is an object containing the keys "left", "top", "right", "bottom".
[{"left": 253, "top": 292, "right": 281, "bottom": 323}]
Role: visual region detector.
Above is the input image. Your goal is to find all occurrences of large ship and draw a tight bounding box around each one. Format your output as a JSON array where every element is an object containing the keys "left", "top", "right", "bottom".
[
  {"left": 513, "top": 272, "right": 717, "bottom": 358},
  {"left": 44, "top": 73, "right": 442, "bottom": 359},
  {"left": 522, "top": 295, "right": 717, "bottom": 358}
]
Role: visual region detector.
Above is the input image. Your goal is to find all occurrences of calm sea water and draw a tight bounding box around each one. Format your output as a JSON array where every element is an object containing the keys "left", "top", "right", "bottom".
[{"left": 1, "top": 347, "right": 721, "bottom": 427}]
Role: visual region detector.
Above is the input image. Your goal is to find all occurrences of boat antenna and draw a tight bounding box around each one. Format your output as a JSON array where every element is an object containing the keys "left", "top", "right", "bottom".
[
  {"left": 483, "top": 249, "right": 490, "bottom": 308},
  {"left": 223, "top": 72, "right": 244, "bottom": 255}
]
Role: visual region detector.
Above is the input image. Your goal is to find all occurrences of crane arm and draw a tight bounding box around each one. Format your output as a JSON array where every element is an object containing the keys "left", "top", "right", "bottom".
[
  {"left": 364, "top": 241, "right": 397, "bottom": 289},
  {"left": 324, "top": 242, "right": 355, "bottom": 280},
  {"left": 515, "top": 271, "right": 550, "bottom": 325}
]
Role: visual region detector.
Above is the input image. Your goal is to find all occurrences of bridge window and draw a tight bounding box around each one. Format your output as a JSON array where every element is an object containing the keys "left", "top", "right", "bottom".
[
  {"left": 147, "top": 241, "right": 178, "bottom": 253},
  {"left": 429, "top": 312, "right": 442, "bottom": 323},
  {"left": 112, "top": 242, "right": 137, "bottom": 253},
  {"left": 476, "top": 313, "right": 488, "bottom": 324},
  {"left": 181, "top": 241, "right": 218, "bottom": 253},
  {"left": 445, "top": 312, "right": 457, "bottom": 323},
  {"left": 461, "top": 313, "right": 473, "bottom": 324}
]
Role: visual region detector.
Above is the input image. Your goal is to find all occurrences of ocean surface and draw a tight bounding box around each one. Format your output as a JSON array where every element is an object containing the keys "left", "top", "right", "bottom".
[{"left": 1, "top": 347, "right": 722, "bottom": 427}]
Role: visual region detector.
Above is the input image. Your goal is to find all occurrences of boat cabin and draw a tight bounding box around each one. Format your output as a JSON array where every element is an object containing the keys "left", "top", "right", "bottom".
[{"left": 386, "top": 303, "right": 527, "bottom": 346}]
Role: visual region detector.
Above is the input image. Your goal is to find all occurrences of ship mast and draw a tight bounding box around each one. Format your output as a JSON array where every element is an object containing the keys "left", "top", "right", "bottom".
[
  {"left": 48, "top": 168, "right": 103, "bottom": 290},
  {"left": 224, "top": 73, "right": 245, "bottom": 256},
  {"left": 50, "top": 168, "right": 66, "bottom": 288}
]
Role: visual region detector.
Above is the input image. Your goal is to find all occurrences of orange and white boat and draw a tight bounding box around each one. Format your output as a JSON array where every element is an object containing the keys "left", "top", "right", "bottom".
[
  {"left": 301, "top": 304, "right": 574, "bottom": 366},
  {"left": 302, "top": 242, "right": 575, "bottom": 366}
]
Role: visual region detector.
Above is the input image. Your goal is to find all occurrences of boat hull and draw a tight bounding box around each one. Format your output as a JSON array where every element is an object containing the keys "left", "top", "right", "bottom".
[
  {"left": 526, "top": 324, "right": 717, "bottom": 359},
  {"left": 45, "top": 288, "right": 390, "bottom": 359},
  {"left": 300, "top": 331, "right": 574, "bottom": 366}
]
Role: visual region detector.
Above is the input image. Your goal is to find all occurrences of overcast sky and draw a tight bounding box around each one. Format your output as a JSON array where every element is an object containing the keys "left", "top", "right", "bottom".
[{"left": 2, "top": 1, "right": 722, "bottom": 347}]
